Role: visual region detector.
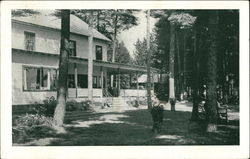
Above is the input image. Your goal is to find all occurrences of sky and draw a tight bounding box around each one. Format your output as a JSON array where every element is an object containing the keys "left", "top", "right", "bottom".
[{"left": 117, "top": 11, "right": 157, "bottom": 58}]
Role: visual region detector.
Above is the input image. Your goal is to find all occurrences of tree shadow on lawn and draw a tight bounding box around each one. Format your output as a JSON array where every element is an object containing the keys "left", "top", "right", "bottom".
[{"left": 47, "top": 109, "right": 239, "bottom": 146}]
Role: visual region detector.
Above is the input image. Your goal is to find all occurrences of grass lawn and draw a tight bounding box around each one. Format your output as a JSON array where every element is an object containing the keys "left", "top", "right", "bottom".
[{"left": 13, "top": 108, "right": 239, "bottom": 146}]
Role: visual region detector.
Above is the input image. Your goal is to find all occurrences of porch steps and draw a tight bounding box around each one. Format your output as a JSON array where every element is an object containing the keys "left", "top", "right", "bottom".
[{"left": 112, "top": 97, "right": 130, "bottom": 111}]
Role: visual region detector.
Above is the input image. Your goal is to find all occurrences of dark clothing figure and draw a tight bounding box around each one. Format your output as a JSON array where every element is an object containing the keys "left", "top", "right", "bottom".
[{"left": 151, "top": 105, "right": 164, "bottom": 133}]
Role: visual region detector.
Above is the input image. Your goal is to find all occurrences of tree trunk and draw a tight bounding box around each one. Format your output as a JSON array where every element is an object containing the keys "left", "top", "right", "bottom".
[
  {"left": 169, "top": 24, "right": 176, "bottom": 111},
  {"left": 111, "top": 12, "right": 118, "bottom": 87},
  {"left": 146, "top": 10, "right": 152, "bottom": 110},
  {"left": 176, "top": 31, "right": 182, "bottom": 101},
  {"left": 223, "top": 51, "right": 229, "bottom": 104},
  {"left": 53, "top": 10, "right": 70, "bottom": 132},
  {"left": 88, "top": 12, "right": 94, "bottom": 101},
  {"left": 183, "top": 32, "right": 187, "bottom": 98},
  {"left": 112, "top": 12, "right": 118, "bottom": 62},
  {"left": 191, "top": 27, "right": 200, "bottom": 121},
  {"left": 97, "top": 11, "right": 100, "bottom": 31},
  {"left": 205, "top": 11, "right": 219, "bottom": 132}
]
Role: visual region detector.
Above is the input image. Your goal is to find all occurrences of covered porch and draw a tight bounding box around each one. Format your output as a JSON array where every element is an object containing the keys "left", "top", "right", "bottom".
[{"left": 68, "top": 56, "right": 159, "bottom": 100}]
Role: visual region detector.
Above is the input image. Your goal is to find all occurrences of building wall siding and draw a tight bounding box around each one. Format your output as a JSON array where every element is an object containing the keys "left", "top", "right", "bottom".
[
  {"left": 12, "top": 51, "right": 107, "bottom": 105},
  {"left": 12, "top": 22, "right": 108, "bottom": 61},
  {"left": 12, "top": 63, "right": 57, "bottom": 105}
]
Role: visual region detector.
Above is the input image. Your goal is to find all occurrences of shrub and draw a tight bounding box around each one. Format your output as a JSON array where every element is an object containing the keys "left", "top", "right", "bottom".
[
  {"left": 66, "top": 100, "right": 93, "bottom": 112},
  {"left": 66, "top": 100, "right": 78, "bottom": 111},
  {"left": 14, "top": 113, "right": 53, "bottom": 127},
  {"left": 127, "top": 99, "right": 140, "bottom": 108},
  {"left": 139, "top": 98, "right": 147, "bottom": 105},
  {"left": 80, "top": 100, "right": 93, "bottom": 111},
  {"left": 12, "top": 114, "right": 54, "bottom": 143},
  {"left": 29, "top": 97, "right": 93, "bottom": 115},
  {"left": 30, "top": 96, "right": 56, "bottom": 117}
]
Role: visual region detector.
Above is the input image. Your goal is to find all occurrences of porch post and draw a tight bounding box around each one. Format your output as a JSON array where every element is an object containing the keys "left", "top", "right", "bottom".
[
  {"left": 101, "top": 66, "right": 104, "bottom": 98},
  {"left": 136, "top": 72, "right": 139, "bottom": 100},
  {"left": 47, "top": 71, "right": 50, "bottom": 90},
  {"left": 118, "top": 68, "right": 120, "bottom": 96},
  {"left": 23, "top": 68, "right": 27, "bottom": 90},
  {"left": 88, "top": 15, "right": 94, "bottom": 101},
  {"left": 105, "top": 69, "right": 108, "bottom": 89},
  {"left": 74, "top": 64, "right": 78, "bottom": 98},
  {"left": 111, "top": 75, "right": 114, "bottom": 87}
]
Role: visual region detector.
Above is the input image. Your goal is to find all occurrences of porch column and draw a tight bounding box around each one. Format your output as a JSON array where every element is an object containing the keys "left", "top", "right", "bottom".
[
  {"left": 74, "top": 64, "right": 78, "bottom": 98},
  {"left": 88, "top": 17, "right": 94, "bottom": 101},
  {"left": 105, "top": 70, "right": 108, "bottom": 89},
  {"left": 118, "top": 68, "right": 120, "bottom": 96},
  {"left": 111, "top": 75, "right": 114, "bottom": 87},
  {"left": 47, "top": 71, "right": 50, "bottom": 90},
  {"left": 23, "top": 68, "right": 27, "bottom": 90},
  {"left": 136, "top": 72, "right": 139, "bottom": 100},
  {"left": 100, "top": 66, "right": 104, "bottom": 98}
]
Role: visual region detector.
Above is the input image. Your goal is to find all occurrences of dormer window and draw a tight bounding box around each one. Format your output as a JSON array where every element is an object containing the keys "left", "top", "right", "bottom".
[
  {"left": 69, "top": 40, "right": 76, "bottom": 57},
  {"left": 24, "top": 31, "right": 35, "bottom": 51}
]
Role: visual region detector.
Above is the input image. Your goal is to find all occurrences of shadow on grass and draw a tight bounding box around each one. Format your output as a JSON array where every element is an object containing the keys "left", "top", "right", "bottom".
[{"left": 43, "top": 109, "right": 239, "bottom": 146}]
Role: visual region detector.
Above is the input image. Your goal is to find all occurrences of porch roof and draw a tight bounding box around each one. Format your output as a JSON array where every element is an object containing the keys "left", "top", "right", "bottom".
[
  {"left": 69, "top": 56, "right": 159, "bottom": 74},
  {"left": 13, "top": 48, "right": 159, "bottom": 73}
]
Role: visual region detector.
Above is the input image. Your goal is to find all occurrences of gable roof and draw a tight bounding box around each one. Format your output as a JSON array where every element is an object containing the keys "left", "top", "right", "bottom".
[{"left": 12, "top": 11, "right": 111, "bottom": 42}]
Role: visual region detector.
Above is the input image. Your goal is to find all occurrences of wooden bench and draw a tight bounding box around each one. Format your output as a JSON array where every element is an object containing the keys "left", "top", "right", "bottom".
[
  {"left": 217, "top": 102, "right": 229, "bottom": 123},
  {"left": 198, "top": 101, "right": 229, "bottom": 123}
]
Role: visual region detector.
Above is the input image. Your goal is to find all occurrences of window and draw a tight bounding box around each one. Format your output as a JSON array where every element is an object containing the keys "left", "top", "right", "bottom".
[
  {"left": 23, "top": 66, "right": 57, "bottom": 91},
  {"left": 78, "top": 74, "right": 88, "bottom": 88},
  {"left": 24, "top": 31, "right": 35, "bottom": 51},
  {"left": 96, "top": 45, "right": 102, "bottom": 61},
  {"left": 67, "top": 75, "right": 105, "bottom": 89},
  {"left": 69, "top": 40, "right": 76, "bottom": 57}
]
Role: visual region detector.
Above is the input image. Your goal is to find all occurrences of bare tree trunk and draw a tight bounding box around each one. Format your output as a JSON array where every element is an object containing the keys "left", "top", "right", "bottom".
[
  {"left": 183, "top": 32, "right": 187, "bottom": 98},
  {"left": 97, "top": 11, "right": 100, "bottom": 31},
  {"left": 53, "top": 10, "right": 70, "bottom": 132},
  {"left": 112, "top": 17, "right": 117, "bottom": 62},
  {"left": 191, "top": 27, "right": 200, "bottom": 121},
  {"left": 88, "top": 12, "right": 94, "bottom": 101},
  {"left": 169, "top": 24, "right": 176, "bottom": 111},
  {"left": 176, "top": 31, "right": 182, "bottom": 101},
  {"left": 146, "top": 9, "right": 152, "bottom": 110},
  {"left": 111, "top": 12, "right": 118, "bottom": 88},
  {"left": 223, "top": 50, "right": 229, "bottom": 104},
  {"left": 205, "top": 11, "right": 219, "bottom": 132}
]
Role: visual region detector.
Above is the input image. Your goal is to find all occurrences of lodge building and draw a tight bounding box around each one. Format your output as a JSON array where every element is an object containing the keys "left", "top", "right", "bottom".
[{"left": 12, "top": 11, "right": 159, "bottom": 106}]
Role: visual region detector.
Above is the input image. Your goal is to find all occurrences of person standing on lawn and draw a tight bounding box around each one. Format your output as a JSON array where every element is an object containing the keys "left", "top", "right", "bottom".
[{"left": 151, "top": 98, "right": 164, "bottom": 133}]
